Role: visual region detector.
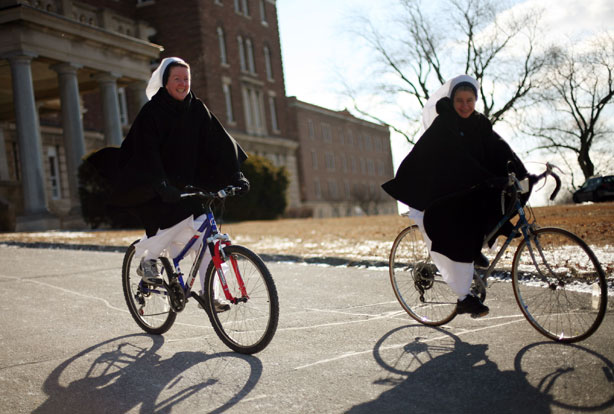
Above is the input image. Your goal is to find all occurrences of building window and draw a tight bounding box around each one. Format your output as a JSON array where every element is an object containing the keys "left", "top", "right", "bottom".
[
  {"left": 360, "top": 158, "right": 366, "bottom": 174},
  {"left": 117, "top": 87, "right": 128, "bottom": 126},
  {"left": 375, "top": 136, "right": 383, "bottom": 152},
  {"left": 347, "top": 129, "right": 354, "bottom": 146},
  {"left": 367, "top": 159, "right": 375, "bottom": 175},
  {"left": 242, "top": 85, "right": 266, "bottom": 135},
  {"left": 321, "top": 123, "right": 332, "bottom": 143},
  {"left": 338, "top": 128, "right": 344, "bottom": 145},
  {"left": 350, "top": 156, "right": 357, "bottom": 173},
  {"left": 48, "top": 146, "right": 61, "bottom": 200},
  {"left": 328, "top": 179, "right": 338, "bottom": 199},
  {"left": 259, "top": 0, "right": 268, "bottom": 24},
  {"left": 268, "top": 94, "right": 279, "bottom": 132},
  {"left": 364, "top": 134, "right": 372, "bottom": 151},
  {"left": 344, "top": 180, "right": 351, "bottom": 198},
  {"left": 314, "top": 178, "right": 321, "bottom": 199},
  {"left": 311, "top": 149, "right": 318, "bottom": 169},
  {"left": 217, "top": 26, "right": 228, "bottom": 65},
  {"left": 325, "top": 151, "right": 335, "bottom": 171},
  {"left": 214, "top": 0, "right": 222, "bottom": 5},
  {"left": 235, "top": 0, "right": 250, "bottom": 16},
  {"left": 223, "top": 83, "right": 234, "bottom": 123},
  {"left": 246, "top": 38, "right": 256, "bottom": 74},
  {"left": 237, "top": 36, "right": 247, "bottom": 72},
  {"left": 307, "top": 119, "right": 315, "bottom": 139},
  {"left": 340, "top": 154, "right": 347, "bottom": 173},
  {"left": 377, "top": 160, "right": 384, "bottom": 176},
  {"left": 263, "top": 45, "right": 273, "bottom": 80}
]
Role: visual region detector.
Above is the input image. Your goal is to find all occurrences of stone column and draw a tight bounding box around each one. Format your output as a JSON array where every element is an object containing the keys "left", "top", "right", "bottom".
[
  {"left": 126, "top": 79, "right": 148, "bottom": 123},
  {"left": 94, "top": 72, "right": 123, "bottom": 146},
  {"left": 51, "top": 62, "right": 85, "bottom": 214},
  {"left": 6, "top": 52, "right": 49, "bottom": 217}
]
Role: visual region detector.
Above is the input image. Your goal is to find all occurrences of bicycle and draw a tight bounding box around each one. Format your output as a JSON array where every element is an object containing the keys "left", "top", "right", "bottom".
[
  {"left": 122, "top": 185, "right": 279, "bottom": 354},
  {"left": 389, "top": 163, "right": 608, "bottom": 343}
]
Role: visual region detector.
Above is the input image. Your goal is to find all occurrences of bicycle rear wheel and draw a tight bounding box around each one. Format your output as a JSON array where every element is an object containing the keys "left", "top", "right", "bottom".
[
  {"left": 512, "top": 227, "right": 607, "bottom": 343},
  {"left": 204, "top": 245, "right": 279, "bottom": 354},
  {"left": 389, "top": 225, "right": 457, "bottom": 326},
  {"left": 122, "top": 241, "right": 176, "bottom": 334}
]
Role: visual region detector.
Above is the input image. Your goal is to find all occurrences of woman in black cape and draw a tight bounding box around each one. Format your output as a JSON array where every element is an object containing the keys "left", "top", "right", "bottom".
[
  {"left": 382, "top": 75, "right": 528, "bottom": 317},
  {"left": 86, "top": 58, "right": 248, "bottom": 308}
]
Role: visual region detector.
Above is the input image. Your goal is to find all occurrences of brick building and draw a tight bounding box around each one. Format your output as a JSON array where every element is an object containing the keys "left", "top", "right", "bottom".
[
  {"left": 288, "top": 98, "right": 397, "bottom": 217},
  {"left": 0, "top": 0, "right": 393, "bottom": 230}
]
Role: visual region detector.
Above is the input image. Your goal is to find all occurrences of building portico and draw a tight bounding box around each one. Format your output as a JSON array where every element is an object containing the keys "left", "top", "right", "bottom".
[{"left": 0, "top": 0, "right": 161, "bottom": 230}]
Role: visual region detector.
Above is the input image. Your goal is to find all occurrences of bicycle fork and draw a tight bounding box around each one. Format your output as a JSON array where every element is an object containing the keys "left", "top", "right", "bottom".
[{"left": 210, "top": 237, "right": 249, "bottom": 304}]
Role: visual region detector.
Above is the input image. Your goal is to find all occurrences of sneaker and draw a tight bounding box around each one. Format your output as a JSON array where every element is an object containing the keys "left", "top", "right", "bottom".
[
  {"left": 136, "top": 258, "right": 163, "bottom": 285},
  {"left": 456, "top": 294, "right": 489, "bottom": 318},
  {"left": 474, "top": 252, "right": 490, "bottom": 268},
  {"left": 198, "top": 291, "right": 231, "bottom": 313}
]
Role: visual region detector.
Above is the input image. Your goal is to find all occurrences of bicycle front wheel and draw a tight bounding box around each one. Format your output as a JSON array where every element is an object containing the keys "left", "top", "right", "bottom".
[
  {"left": 389, "top": 225, "right": 457, "bottom": 326},
  {"left": 122, "top": 241, "right": 176, "bottom": 334},
  {"left": 204, "top": 245, "right": 279, "bottom": 354},
  {"left": 512, "top": 227, "right": 607, "bottom": 343}
]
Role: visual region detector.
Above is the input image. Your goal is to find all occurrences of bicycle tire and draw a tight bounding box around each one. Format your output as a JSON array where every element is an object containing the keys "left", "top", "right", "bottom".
[
  {"left": 511, "top": 227, "right": 607, "bottom": 343},
  {"left": 204, "top": 245, "right": 279, "bottom": 354},
  {"left": 389, "top": 225, "right": 458, "bottom": 326},
  {"left": 122, "top": 241, "right": 176, "bottom": 334}
]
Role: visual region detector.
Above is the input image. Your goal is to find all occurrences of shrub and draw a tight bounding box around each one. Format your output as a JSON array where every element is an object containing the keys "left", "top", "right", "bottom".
[
  {"left": 78, "top": 153, "right": 289, "bottom": 227},
  {"left": 222, "top": 154, "right": 290, "bottom": 221}
]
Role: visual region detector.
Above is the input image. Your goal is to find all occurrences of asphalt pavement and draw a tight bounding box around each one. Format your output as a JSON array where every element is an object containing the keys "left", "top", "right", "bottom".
[{"left": 0, "top": 245, "right": 613, "bottom": 414}]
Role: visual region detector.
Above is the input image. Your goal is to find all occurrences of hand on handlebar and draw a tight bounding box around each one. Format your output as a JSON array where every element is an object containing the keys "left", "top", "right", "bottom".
[{"left": 232, "top": 172, "right": 250, "bottom": 196}]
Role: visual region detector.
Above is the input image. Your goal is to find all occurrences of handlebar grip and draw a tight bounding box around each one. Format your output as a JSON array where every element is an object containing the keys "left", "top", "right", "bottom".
[{"left": 550, "top": 172, "right": 561, "bottom": 201}]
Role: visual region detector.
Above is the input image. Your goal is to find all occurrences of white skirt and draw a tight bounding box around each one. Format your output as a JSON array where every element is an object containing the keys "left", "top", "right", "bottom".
[{"left": 408, "top": 207, "right": 473, "bottom": 299}]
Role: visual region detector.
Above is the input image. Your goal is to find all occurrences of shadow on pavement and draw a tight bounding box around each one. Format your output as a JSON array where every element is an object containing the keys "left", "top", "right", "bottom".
[
  {"left": 346, "top": 324, "right": 614, "bottom": 413},
  {"left": 33, "top": 334, "right": 262, "bottom": 414}
]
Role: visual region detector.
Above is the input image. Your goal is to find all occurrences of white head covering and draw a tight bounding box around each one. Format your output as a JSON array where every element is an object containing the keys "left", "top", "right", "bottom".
[
  {"left": 421, "top": 74, "right": 479, "bottom": 131},
  {"left": 145, "top": 57, "right": 188, "bottom": 100}
]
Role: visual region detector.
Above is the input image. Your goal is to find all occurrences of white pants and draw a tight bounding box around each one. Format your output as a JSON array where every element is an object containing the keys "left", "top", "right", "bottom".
[
  {"left": 134, "top": 214, "right": 216, "bottom": 294},
  {"left": 408, "top": 208, "right": 474, "bottom": 300}
]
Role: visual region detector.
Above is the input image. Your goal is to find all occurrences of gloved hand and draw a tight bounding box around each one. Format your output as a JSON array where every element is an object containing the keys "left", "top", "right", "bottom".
[
  {"left": 232, "top": 172, "right": 250, "bottom": 195},
  {"left": 154, "top": 180, "right": 182, "bottom": 203}
]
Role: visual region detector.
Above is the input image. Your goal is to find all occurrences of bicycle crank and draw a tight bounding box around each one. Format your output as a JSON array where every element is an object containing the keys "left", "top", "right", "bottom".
[{"left": 166, "top": 279, "right": 186, "bottom": 312}]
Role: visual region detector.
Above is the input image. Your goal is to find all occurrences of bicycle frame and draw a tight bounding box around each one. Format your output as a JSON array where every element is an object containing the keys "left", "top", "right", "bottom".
[
  {"left": 475, "top": 171, "right": 556, "bottom": 289},
  {"left": 140, "top": 204, "right": 249, "bottom": 306}
]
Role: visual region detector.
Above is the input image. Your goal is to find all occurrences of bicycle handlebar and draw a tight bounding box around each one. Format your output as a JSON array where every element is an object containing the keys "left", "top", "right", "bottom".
[
  {"left": 530, "top": 162, "right": 561, "bottom": 201},
  {"left": 498, "top": 162, "right": 561, "bottom": 215},
  {"left": 180, "top": 185, "right": 241, "bottom": 200}
]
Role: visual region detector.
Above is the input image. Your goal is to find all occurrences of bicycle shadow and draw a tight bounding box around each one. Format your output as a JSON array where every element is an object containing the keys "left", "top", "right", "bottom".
[
  {"left": 33, "top": 334, "right": 263, "bottom": 414},
  {"left": 514, "top": 341, "right": 614, "bottom": 412},
  {"left": 346, "top": 324, "right": 552, "bottom": 414}
]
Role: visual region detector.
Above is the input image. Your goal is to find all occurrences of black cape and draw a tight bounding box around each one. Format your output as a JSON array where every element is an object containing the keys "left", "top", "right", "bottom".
[
  {"left": 382, "top": 98, "right": 526, "bottom": 262},
  {"left": 85, "top": 88, "right": 247, "bottom": 235}
]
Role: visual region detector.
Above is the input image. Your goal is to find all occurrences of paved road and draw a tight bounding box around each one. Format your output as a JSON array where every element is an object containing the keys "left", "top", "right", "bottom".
[{"left": 1, "top": 245, "right": 613, "bottom": 414}]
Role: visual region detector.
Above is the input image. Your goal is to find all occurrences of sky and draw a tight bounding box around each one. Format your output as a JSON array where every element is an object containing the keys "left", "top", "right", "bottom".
[{"left": 276, "top": 0, "right": 614, "bottom": 205}]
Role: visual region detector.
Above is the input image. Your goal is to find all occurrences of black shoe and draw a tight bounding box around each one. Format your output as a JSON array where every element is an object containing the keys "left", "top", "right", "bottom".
[
  {"left": 474, "top": 252, "right": 490, "bottom": 268},
  {"left": 457, "top": 295, "right": 489, "bottom": 318}
]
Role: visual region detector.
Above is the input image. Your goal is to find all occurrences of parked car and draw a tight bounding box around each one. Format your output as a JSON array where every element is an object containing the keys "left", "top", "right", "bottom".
[{"left": 572, "top": 175, "right": 614, "bottom": 203}]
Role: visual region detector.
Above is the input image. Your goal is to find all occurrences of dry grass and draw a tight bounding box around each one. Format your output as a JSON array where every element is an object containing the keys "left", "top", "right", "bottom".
[{"left": 0, "top": 202, "right": 612, "bottom": 262}]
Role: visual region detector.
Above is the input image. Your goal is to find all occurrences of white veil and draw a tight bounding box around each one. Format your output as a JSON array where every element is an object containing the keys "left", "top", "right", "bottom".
[
  {"left": 421, "top": 74, "right": 479, "bottom": 131},
  {"left": 145, "top": 57, "right": 188, "bottom": 100}
]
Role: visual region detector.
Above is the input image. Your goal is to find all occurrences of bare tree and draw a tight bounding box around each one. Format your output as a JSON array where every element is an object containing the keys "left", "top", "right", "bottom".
[
  {"left": 526, "top": 34, "right": 614, "bottom": 184},
  {"left": 346, "top": 0, "right": 545, "bottom": 144}
]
